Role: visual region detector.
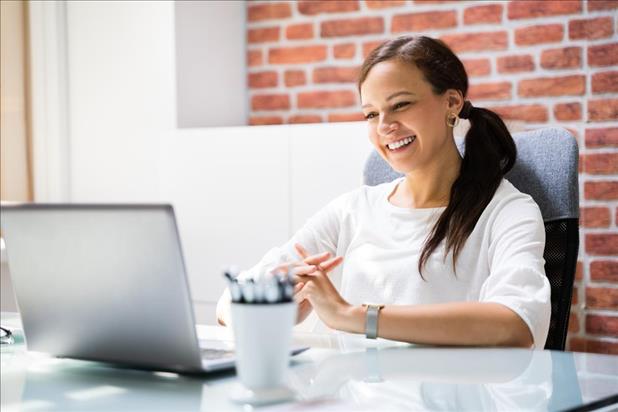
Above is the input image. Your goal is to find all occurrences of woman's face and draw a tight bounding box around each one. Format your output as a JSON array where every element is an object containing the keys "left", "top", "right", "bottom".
[{"left": 360, "top": 59, "right": 457, "bottom": 174}]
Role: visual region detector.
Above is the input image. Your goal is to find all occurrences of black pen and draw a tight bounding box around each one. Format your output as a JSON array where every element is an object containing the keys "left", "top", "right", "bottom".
[
  {"left": 223, "top": 269, "right": 242, "bottom": 302},
  {"left": 281, "top": 272, "right": 294, "bottom": 302}
]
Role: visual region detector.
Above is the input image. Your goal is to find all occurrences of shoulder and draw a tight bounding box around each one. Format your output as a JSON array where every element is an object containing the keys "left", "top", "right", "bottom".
[
  {"left": 330, "top": 177, "right": 401, "bottom": 210},
  {"left": 483, "top": 179, "right": 544, "bottom": 236},
  {"left": 491, "top": 179, "right": 542, "bottom": 216}
]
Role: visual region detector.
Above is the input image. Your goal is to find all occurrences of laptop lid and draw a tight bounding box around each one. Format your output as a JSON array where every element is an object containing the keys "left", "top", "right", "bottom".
[{"left": 1, "top": 204, "right": 206, "bottom": 373}]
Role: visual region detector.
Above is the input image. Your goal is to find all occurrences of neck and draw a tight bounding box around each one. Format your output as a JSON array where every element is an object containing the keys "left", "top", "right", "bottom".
[{"left": 401, "top": 139, "right": 462, "bottom": 208}]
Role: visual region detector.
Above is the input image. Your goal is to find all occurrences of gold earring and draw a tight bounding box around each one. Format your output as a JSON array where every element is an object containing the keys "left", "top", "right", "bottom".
[{"left": 446, "top": 112, "right": 460, "bottom": 128}]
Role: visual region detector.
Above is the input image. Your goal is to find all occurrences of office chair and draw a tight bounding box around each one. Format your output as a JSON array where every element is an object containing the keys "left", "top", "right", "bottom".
[{"left": 363, "top": 127, "right": 579, "bottom": 351}]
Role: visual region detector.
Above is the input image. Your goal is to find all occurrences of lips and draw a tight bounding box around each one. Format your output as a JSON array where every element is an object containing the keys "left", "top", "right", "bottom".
[{"left": 386, "top": 135, "right": 416, "bottom": 151}]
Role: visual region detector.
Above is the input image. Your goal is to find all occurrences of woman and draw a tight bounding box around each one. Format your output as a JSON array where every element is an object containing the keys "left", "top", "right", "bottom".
[{"left": 217, "top": 36, "right": 550, "bottom": 348}]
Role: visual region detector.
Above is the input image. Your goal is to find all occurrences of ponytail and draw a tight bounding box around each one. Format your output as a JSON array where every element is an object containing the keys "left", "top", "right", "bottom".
[{"left": 418, "top": 104, "right": 516, "bottom": 277}]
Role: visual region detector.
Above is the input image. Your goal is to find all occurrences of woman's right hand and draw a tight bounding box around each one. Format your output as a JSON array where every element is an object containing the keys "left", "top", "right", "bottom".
[{"left": 272, "top": 245, "right": 341, "bottom": 324}]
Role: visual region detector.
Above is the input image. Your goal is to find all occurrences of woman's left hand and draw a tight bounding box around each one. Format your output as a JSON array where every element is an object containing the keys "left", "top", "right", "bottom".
[{"left": 293, "top": 243, "right": 350, "bottom": 330}]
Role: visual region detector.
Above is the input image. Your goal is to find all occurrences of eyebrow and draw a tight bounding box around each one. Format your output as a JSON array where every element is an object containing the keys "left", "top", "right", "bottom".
[{"left": 361, "top": 91, "right": 415, "bottom": 109}]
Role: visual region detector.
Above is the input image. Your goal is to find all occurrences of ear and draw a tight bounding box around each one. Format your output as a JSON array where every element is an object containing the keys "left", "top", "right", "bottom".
[{"left": 445, "top": 89, "right": 464, "bottom": 113}]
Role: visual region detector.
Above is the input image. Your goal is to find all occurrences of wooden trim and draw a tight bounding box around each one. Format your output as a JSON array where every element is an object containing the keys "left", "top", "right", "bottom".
[{"left": 0, "top": 0, "right": 32, "bottom": 202}]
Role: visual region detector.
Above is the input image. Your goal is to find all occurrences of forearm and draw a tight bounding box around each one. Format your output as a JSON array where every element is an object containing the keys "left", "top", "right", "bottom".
[{"left": 338, "top": 302, "right": 533, "bottom": 348}]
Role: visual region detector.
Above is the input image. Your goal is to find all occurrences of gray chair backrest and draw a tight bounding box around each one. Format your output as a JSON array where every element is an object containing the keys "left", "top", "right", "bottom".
[{"left": 363, "top": 127, "right": 580, "bottom": 350}]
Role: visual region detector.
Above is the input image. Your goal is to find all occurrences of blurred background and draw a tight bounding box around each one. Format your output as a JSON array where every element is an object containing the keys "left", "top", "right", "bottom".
[{"left": 1, "top": 0, "right": 616, "bottom": 354}]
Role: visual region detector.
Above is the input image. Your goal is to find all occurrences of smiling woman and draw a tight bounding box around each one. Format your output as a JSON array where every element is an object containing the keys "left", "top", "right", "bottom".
[
  {"left": 358, "top": 36, "right": 517, "bottom": 277},
  {"left": 217, "top": 35, "right": 550, "bottom": 350}
]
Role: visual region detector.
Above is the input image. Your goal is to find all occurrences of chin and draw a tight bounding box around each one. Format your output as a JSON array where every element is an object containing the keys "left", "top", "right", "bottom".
[
  {"left": 383, "top": 157, "right": 414, "bottom": 175},
  {"left": 392, "top": 164, "right": 414, "bottom": 175}
]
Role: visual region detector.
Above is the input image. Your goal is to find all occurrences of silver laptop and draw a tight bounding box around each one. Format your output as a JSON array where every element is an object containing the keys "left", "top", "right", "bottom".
[{"left": 0, "top": 204, "right": 306, "bottom": 373}]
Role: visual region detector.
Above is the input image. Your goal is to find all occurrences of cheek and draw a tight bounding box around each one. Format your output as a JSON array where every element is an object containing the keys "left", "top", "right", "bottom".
[
  {"left": 412, "top": 106, "right": 448, "bottom": 142},
  {"left": 413, "top": 105, "right": 437, "bottom": 128}
]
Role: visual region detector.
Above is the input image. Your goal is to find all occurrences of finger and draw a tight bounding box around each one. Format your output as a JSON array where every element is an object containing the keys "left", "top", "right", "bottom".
[
  {"left": 290, "top": 265, "right": 319, "bottom": 284},
  {"left": 294, "top": 243, "right": 309, "bottom": 259},
  {"left": 294, "top": 243, "right": 335, "bottom": 266},
  {"left": 299, "top": 299, "right": 312, "bottom": 310},
  {"left": 294, "top": 287, "right": 309, "bottom": 303},
  {"left": 291, "top": 265, "right": 319, "bottom": 275},
  {"left": 270, "top": 261, "right": 304, "bottom": 274},
  {"left": 317, "top": 256, "right": 344, "bottom": 273},
  {"left": 303, "top": 251, "right": 332, "bottom": 266},
  {"left": 294, "top": 257, "right": 341, "bottom": 280},
  {"left": 293, "top": 282, "right": 304, "bottom": 294},
  {"left": 296, "top": 299, "right": 312, "bottom": 319}
]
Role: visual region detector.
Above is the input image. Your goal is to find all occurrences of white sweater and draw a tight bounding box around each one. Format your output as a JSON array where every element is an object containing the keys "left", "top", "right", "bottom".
[{"left": 239, "top": 177, "right": 551, "bottom": 348}]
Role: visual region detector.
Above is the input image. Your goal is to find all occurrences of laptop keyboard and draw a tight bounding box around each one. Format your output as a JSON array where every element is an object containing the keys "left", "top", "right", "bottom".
[{"left": 201, "top": 348, "right": 235, "bottom": 361}]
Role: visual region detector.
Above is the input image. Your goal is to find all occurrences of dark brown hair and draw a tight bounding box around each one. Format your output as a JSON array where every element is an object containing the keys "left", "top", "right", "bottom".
[{"left": 358, "top": 36, "right": 516, "bottom": 276}]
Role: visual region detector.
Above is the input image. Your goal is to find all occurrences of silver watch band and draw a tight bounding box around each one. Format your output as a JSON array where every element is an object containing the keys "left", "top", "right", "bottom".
[{"left": 365, "top": 304, "right": 383, "bottom": 339}]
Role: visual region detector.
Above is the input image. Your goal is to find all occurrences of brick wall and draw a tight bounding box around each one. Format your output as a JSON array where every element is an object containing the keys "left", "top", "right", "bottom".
[{"left": 246, "top": 0, "right": 618, "bottom": 354}]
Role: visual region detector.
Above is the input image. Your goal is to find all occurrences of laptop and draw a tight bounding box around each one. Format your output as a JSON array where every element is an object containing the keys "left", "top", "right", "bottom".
[{"left": 0, "top": 203, "right": 306, "bottom": 373}]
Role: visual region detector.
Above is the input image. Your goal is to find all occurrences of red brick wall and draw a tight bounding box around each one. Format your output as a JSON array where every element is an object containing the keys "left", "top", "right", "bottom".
[{"left": 246, "top": 0, "right": 618, "bottom": 354}]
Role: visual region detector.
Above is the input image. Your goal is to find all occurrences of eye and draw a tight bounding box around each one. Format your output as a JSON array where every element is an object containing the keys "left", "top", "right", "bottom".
[
  {"left": 364, "top": 112, "right": 378, "bottom": 120},
  {"left": 393, "top": 101, "right": 410, "bottom": 110}
]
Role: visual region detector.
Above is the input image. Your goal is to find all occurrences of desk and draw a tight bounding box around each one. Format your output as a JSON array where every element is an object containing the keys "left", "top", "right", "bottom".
[{"left": 2, "top": 312, "right": 617, "bottom": 412}]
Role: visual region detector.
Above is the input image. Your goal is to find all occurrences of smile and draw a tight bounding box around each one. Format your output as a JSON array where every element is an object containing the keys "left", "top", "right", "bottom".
[{"left": 387, "top": 136, "right": 416, "bottom": 151}]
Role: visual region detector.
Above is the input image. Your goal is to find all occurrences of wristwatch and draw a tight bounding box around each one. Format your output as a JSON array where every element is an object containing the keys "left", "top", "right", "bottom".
[{"left": 362, "top": 304, "right": 385, "bottom": 339}]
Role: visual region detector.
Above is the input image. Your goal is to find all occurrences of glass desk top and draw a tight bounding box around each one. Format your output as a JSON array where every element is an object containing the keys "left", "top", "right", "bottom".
[{"left": 2, "top": 312, "right": 617, "bottom": 412}]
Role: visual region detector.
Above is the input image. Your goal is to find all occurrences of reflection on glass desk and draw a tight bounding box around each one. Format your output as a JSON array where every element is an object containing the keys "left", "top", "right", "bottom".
[{"left": 1, "top": 312, "right": 617, "bottom": 412}]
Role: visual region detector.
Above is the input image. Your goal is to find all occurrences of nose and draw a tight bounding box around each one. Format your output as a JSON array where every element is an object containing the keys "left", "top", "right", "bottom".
[{"left": 377, "top": 114, "right": 399, "bottom": 137}]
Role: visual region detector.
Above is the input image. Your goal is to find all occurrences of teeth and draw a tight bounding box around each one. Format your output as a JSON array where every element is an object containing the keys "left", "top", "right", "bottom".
[{"left": 387, "top": 136, "right": 415, "bottom": 150}]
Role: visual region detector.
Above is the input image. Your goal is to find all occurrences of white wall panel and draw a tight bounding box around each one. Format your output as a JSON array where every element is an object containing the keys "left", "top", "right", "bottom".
[
  {"left": 175, "top": 1, "right": 247, "bottom": 128},
  {"left": 66, "top": 1, "right": 176, "bottom": 202},
  {"left": 290, "top": 122, "right": 372, "bottom": 233},
  {"left": 160, "top": 126, "right": 290, "bottom": 304}
]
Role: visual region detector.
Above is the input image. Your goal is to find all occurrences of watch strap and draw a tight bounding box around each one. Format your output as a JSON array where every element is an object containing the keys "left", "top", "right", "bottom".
[{"left": 364, "top": 304, "right": 384, "bottom": 339}]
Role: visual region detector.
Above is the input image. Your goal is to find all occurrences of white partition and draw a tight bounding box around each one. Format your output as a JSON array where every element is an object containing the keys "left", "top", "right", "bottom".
[
  {"left": 160, "top": 125, "right": 290, "bottom": 310},
  {"left": 290, "top": 122, "right": 371, "bottom": 233}
]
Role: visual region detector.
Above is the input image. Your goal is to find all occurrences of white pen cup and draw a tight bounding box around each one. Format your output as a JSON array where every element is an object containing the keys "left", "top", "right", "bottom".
[{"left": 231, "top": 302, "right": 297, "bottom": 391}]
